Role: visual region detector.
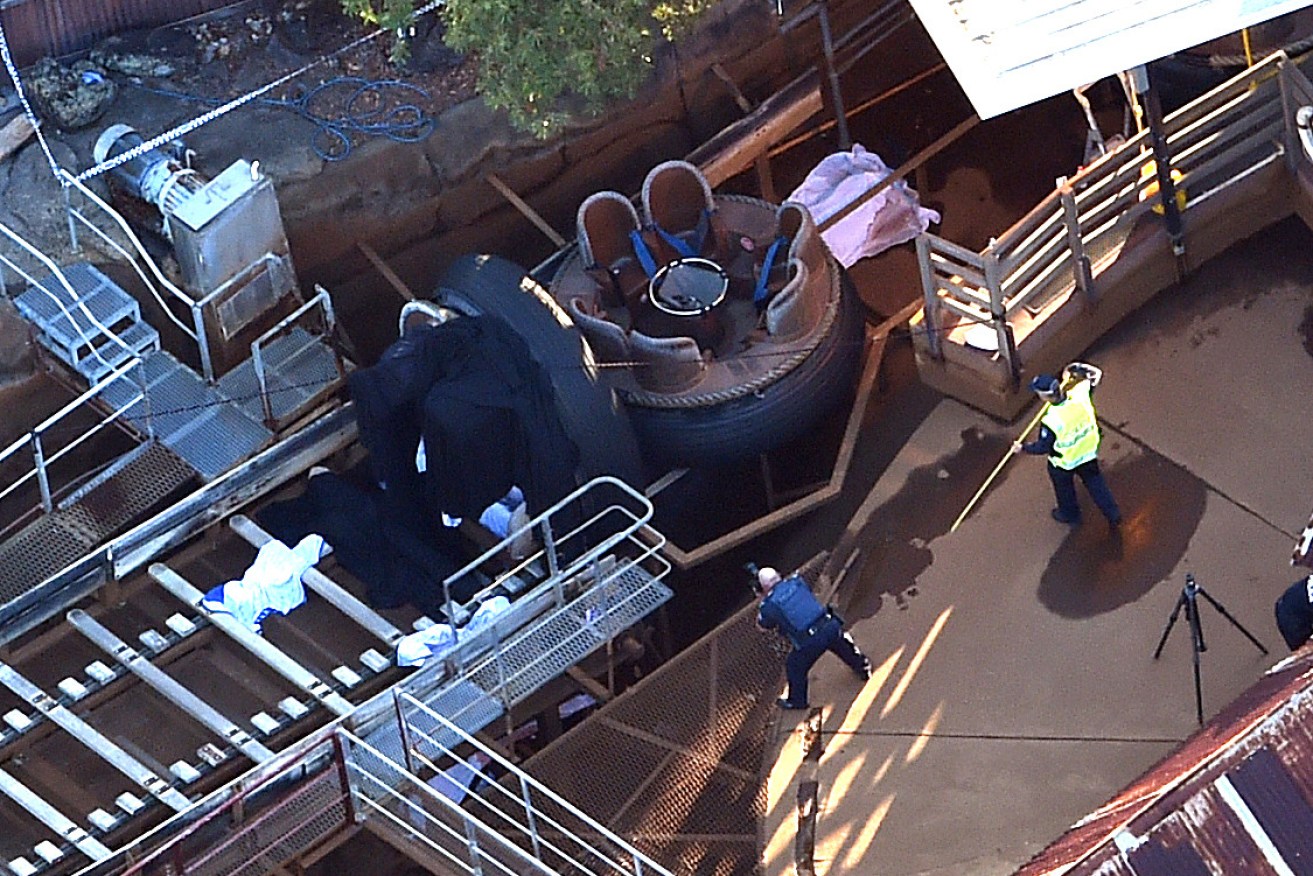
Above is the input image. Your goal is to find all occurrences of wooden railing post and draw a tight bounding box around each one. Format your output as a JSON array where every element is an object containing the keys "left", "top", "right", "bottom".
[
  {"left": 984, "top": 247, "right": 1019, "bottom": 385},
  {"left": 1278, "top": 59, "right": 1301, "bottom": 175},
  {"left": 1057, "top": 176, "right": 1096, "bottom": 304},
  {"left": 915, "top": 235, "right": 942, "bottom": 359}
]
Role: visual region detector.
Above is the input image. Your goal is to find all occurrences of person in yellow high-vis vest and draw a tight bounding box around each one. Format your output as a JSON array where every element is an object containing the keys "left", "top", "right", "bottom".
[{"left": 1012, "top": 362, "right": 1122, "bottom": 529}]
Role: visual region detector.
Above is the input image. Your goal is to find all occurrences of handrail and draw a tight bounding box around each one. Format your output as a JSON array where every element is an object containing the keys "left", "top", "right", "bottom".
[
  {"left": 56, "top": 170, "right": 197, "bottom": 312},
  {"left": 0, "top": 223, "right": 134, "bottom": 376},
  {"left": 437, "top": 476, "right": 656, "bottom": 639},
  {"left": 395, "top": 692, "right": 673, "bottom": 875},
  {"left": 0, "top": 357, "right": 149, "bottom": 512},
  {"left": 249, "top": 286, "right": 338, "bottom": 426},
  {"left": 917, "top": 52, "right": 1297, "bottom": 379}
]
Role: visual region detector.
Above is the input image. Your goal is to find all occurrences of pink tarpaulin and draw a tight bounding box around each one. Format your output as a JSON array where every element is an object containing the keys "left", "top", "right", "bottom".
[{"left": 788, "top": 144, "right": 940, "bottom": 268}]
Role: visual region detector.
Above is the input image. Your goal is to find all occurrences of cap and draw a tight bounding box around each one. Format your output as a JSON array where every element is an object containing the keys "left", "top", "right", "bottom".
[
  {"left": 1029, "top": 374, "right": 1060, "bottom": 396},
  {"left": 757, "top": 567, "right": 782, "bottom": 590}
]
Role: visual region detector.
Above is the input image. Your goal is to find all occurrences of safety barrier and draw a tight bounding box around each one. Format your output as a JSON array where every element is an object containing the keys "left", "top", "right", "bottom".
[
  {"left": 0, "top": 357, "right": 150, "bottom": 515},
  {"left": 54, "top": 171, "right": 217, "bottom": 377},
  {"left": 916, "top": 52, "right": 1296, "bottom": 388},
  {"left": 62, "top": 476, "right": 673, "bottom": 876}
]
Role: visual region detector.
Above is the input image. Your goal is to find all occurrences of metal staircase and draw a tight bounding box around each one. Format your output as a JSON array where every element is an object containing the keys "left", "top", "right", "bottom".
[
  {"left": 0, "top": 246, "right": 341, "bottom": 624},
  {"left": 15, "top": 263, "right": 276, "bottom": 480},
  {"left": 11, "top": 263, "right": 159, "bottom": 384}
]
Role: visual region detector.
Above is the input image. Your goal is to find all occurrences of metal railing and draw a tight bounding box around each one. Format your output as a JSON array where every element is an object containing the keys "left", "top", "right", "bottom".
[
  {"left": 433, "top": 475, "right": 667, "bottom": 672},
  {"left": 345, "top": 692, "right": 673, "bottom": 876},
  {"left": 0, "top": 357, "right": 152, "bottom": 515},
  {"left": 54, "top": 171, "right": 213, "bottom": 376},
  {"left": 917, "top": 52, "right": 1296, "bottom": 380},
  {"left": 65, "top": 475, "right": 674, "bottom": 876},
  {"left": 248, "top": 285, "right": 343, "bottom": 429}
]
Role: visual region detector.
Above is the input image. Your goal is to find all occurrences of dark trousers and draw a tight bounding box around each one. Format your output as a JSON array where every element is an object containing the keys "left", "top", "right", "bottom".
[
  {"left": 1275, "top": 578, "right": 1313, "bottom": 651},
  {"left": 785, "top": 616, "right": 868, "bottom": 706},
  {"left": 1047, "top": 459, "right": 1121, "bottom": 524}
]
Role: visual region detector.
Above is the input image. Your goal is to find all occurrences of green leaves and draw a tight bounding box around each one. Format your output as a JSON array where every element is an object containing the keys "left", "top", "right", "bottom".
[
  {"left": 443, "top": 0, "right": 686, "bottom": 138},
  {"left": 339, "top": 0, "right": 417, "bottom": 61},
  {"left": 340, "top": 0, "right": 713, "bottom": 139}
]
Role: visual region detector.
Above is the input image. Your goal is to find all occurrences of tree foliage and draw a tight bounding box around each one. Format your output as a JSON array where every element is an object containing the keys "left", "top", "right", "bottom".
[
  {"left": 339, "top": 0, "right": 716, "bottom": 138},
  {"left": 338, "top": 0, "right": 417, "bottom": 62}
]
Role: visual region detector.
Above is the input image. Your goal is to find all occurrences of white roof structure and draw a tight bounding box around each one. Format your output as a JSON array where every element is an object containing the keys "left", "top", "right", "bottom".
[{"left": 909, "top": 0, "right": 1313, "bottom": 118}]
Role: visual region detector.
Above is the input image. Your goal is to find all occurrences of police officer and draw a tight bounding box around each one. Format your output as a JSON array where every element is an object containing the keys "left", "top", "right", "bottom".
[
  {"left": 1013, "top": 362, "right": 1122, "bottom": 529},
  {"left": 1275, "top": 574, "right": 1313, "bottom": 650},
  {"left": 755, "top": 566, "right": 871, "bottom": 710}
]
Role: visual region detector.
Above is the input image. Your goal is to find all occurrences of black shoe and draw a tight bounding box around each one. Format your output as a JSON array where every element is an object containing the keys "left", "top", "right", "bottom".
[
  {"left": 1051, "top": 508, "right": 1080, "bottom": 525},
  {"left": 777, "top": 697, "right": 807, "bottom": 710},
  {"left": 1107, "top": 516, "right": 1122, "bottom": 530},
  {"left": 855, "top": 658, "right": 872, "bottom": 681}
]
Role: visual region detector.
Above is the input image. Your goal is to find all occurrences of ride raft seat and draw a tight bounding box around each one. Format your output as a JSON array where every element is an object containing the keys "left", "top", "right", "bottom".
[
  {"left": 577, "top": 191, "right": 647, "bottom": 308},
  {"left": 753, "top": 201, "right": 824, "bottom": 309},
  {"left": 568, "top": 296, "right": 632, "bottom": 364},
  {"left": 630, "top": 331, "right": 708, "bottom": 393},
  {"left": 641, "top": 160, "right": 727, "bottom": 265},
  {"left": 764, "top": 259, "right": 818, "bottom": 340}
]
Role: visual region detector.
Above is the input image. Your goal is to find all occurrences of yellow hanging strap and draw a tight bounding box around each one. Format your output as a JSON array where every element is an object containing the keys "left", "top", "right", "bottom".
[{"left": 1242, "top": 28, "right": 1254, "bottom": 68}]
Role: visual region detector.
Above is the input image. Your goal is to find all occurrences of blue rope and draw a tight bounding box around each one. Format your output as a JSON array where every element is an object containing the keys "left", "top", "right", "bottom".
[{"left": 127, "top": 77, "right": 435, "bottom": 161}]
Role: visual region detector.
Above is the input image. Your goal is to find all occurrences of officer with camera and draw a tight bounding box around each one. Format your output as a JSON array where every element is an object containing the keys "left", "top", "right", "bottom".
[{"left": 752, "top": 564, "right": 871, "bottom": 710}]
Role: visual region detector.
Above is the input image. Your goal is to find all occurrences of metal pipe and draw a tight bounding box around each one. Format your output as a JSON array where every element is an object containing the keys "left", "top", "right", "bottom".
[
  {"left": 817, "top": 1, "right": 851, "bottom": 151},
  {"left": 31, "top": 431, "right": 51, "bottom": 513}
]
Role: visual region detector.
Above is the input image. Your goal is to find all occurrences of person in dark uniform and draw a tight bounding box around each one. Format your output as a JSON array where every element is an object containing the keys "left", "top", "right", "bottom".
[
  {"left": 1013, "top": 362, "right": 1122, "bottom": 529},
  {"left": 755, "top": 566, "right": 871, "bottom": 710},
  {"left": 1275, "top": 574, "right": 1313, "bottom": 650}
]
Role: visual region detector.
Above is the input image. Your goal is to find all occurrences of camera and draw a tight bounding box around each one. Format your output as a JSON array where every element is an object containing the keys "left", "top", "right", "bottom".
[{"left": 744, "top": 562, "right": 762, "bottom": 593}]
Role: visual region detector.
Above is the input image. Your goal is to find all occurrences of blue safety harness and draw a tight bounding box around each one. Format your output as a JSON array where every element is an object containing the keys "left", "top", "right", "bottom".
[{"left": 753, "top": 235, "right": 788, "bottom": 308}]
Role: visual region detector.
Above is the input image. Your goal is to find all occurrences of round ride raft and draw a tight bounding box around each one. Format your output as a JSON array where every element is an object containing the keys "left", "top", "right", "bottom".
[{"left": 543, "top": 160, "right": 863, "bottom": 467}]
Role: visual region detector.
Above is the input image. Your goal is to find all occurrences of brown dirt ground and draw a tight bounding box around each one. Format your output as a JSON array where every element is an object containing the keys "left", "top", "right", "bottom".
[{"left": 131, "top": 0, "right": 478, "bottom": 114}]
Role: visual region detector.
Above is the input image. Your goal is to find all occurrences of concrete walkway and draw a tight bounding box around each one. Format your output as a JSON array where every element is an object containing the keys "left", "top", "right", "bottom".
[{"left": 761, "top": 216, "right": 1313, "bottom": 875}]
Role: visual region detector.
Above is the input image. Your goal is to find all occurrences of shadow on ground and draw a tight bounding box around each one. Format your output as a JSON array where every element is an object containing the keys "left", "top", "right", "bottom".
[{"left": 1038, "top": 451, "right": 1207, "bottom": 618}]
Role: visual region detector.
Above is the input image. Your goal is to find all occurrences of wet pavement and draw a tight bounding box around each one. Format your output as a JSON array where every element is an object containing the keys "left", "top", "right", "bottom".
[{"left": 760, "top": 215, "right": 1313, "bottom": 875}]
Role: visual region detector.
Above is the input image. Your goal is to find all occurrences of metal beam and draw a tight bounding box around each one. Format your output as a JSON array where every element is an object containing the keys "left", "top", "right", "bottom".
[
  {"left": 67, "top": 609, "right": 274, "bottom": 764},
  {"left": 228, "top": 516, "right": 403, "bottom": 647},
  {"left": 149, "top": 563, "right": 354, "bottom": 717},
  {"left": 0, "top": 663, "right": 191, "bottom": 812},
  {"left": 0, "top": 766, "right": 112, "bottom": 860}
]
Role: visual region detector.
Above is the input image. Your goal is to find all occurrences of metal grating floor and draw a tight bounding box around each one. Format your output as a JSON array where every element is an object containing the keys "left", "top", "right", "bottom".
[
  {"left": 13, "top": 263, "right": 138, "bottom": 348},
  {"left": 0, "top": 509, "right": 97, "bottom": 605},
  {"left": 218, "top": 328, "right": 341, "bottom": 425},
  {"left": 100, "top": 350, "right": 272, "bottom": 481},
  {"left": 464, "top": 566, "right": 674, "bottom": 708},
  {"left": 12, "top": 263, "right": 161, "bottom": 382},
  {"left": 0, "top": 442, "right": 195, "bottom": 610},
  {"left": 365, "top": 678, "right": 506, "bottom": 774},
  {"left": 523, "top": 605, "right": 780, "bottom": 876}
]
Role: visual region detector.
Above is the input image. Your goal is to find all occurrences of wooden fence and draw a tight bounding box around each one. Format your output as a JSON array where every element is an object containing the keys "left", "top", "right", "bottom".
[
  {"left": 0, "top": 0, "right": 236, "bottom": 67},
  {"left": 917, "top": 52, "right": 1296, "bottom": 382}
]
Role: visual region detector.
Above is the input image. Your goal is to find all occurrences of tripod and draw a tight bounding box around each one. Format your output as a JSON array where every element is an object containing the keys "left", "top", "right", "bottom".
[{"left": 1153, "top": 573, "right": 1267, "bottom": 725}]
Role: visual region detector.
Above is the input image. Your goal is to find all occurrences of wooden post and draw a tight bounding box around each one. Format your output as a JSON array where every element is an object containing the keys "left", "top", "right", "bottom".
[
  {"left": 0, "top": 114, "right": 34, "bottom": 163},
  {"left": 711, "top": 64, "right": 778, "bottom": 202},
  {"left": 1057, "top": 177, "right": 1095, "bottom": 304},
  {"left": 357, "top": 242, "right": 415, "bottom": 301},
  {"left": 915, "top": 235, "right": 942, "bottom": 359},
  {"left": 984, "top": 247, "right": 1017, "bottom": 384},
  {"left": 688, "top": 72, "right": 823, "bottom": 188},
  {"left": 486, "top": 173, "right": 566, "bottom": 247}
]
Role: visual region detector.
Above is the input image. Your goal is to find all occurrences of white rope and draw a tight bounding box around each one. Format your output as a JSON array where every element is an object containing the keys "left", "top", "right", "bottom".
[
  {"left": 74, "top": 0, "right": 447, "bottom": 183},
  {"left": 0, "top": 19, "right": 63, "bottom": 180}
]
